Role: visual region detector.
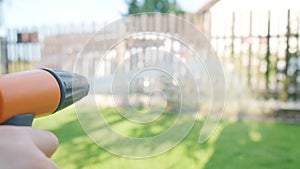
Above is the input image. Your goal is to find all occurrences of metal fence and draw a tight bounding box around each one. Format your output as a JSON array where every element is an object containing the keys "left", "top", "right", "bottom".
[
  {"left": 2, "top": 11, "right": 300, "bottom": 101},
  {"left": 206, "top": 9, "right": 300, "bottom": 101}
]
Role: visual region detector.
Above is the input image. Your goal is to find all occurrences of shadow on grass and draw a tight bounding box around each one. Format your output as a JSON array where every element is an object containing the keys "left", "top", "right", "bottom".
[
  {"left": 48, "top": 108, "right": 215, "bottom": 169},
  {"left": 37, "top": 108, "right": 126, "bottom": 169},
  {"left": 51, "top": 119, "right": 112, "bottom": 169},
  {"left": 204, "top": 121, "right": 300, "bottom": 169},
  {"left": 35, "top": 108, "right": 300, "bottom": 169},
  {"left": 127, "top": 116, "right": 300, "bottom": 169}
]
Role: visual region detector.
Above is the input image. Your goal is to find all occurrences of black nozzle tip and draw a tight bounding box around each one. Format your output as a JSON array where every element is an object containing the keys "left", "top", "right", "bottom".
[{"left": 41, "top": 68, "right": 89, "bottom": 112}]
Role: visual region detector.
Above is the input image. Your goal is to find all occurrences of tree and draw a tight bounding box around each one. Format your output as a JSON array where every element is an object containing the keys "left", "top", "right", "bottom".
[
  {"left": 126, "top": 0, "right": 141, "bottom": 15},
  {"left": 125, "top": 0, "right": 184, "bottom": 15}
]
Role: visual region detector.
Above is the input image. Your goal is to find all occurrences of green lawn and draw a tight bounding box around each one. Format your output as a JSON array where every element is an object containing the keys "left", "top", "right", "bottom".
[{"left": 33, "top": 108, "right": 300, "bottom": 169}]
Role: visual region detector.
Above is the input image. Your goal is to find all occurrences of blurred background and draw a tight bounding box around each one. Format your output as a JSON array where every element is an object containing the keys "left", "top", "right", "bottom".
[
  {"left": 1, "top": 0, "right": 300, "bottom": 169},
  {"left": 1, "top": 0, "right": 300, "bottom": 119}
]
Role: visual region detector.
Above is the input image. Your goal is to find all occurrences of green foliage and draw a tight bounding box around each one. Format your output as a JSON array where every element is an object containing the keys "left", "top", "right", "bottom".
[
  {"left": 125, "top": 0, "right": 184, "bottom": 15},
  {"left": 126, "top": 0, "right": 141, "bottom": 15},
  {"left": 34, "top": 108, "right": 300, "bottom": 169}
]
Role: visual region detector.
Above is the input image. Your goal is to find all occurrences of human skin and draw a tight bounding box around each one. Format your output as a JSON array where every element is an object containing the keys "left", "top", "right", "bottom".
[{"left": 0, "top": 126, "right": 59, "bottom": 169}]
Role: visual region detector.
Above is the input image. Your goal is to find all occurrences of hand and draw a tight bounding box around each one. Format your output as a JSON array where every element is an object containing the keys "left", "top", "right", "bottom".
[{"left": 0, "top": 126, "right": 59, "bottom": 169}]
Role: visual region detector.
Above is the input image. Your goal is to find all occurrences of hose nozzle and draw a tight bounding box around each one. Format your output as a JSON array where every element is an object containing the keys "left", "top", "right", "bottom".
[{"left": 42, "top": 68, "right": 89, "bottom": 112}]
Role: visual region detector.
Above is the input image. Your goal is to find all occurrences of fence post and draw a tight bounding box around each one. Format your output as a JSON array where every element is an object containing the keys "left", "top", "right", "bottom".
[
  {"left": 265, "top": 11, "right": 271, "bottom": 92},
  {"left": 248, "top": 11, "right": 253, "bottom": 88},
  {"left": 0, "top": 37, "right": 8, "bottom": 74},
  {"left": 284, "top": 9, "right": 291, "bottom": 100},
  {"left": 231, "top": 12, "right": 235, "bottom": 63}
]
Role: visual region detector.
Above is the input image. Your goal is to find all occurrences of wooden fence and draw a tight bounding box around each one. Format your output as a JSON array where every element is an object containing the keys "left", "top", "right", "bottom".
[{"left": 4, "top": 22, "right": 106, "bottom": 72}]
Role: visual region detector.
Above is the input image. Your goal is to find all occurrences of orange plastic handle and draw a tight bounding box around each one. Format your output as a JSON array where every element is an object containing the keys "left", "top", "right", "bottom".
[{"left": 0, "top": 69, "right": 61, "bottom": 124}]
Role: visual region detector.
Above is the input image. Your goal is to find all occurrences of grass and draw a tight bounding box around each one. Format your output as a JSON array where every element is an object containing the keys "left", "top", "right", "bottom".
[{"left": 33, "top": 107, "right": 300, "bottom": 169}]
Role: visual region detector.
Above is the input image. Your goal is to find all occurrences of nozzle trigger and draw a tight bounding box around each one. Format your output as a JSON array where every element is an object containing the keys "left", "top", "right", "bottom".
[{"left": 1, "top": 114, "right": 35, "bottom": 126}]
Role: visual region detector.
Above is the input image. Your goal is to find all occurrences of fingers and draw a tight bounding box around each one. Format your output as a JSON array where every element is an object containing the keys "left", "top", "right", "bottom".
[
  {"left": 44, "top": 157, "right": 60, "bottom": 169},
  {"left": 26, "top": 127, "right": 59, "bottom": 158},
  {"left": 0, "top": 126, "right": 59, "bottom": 169}
]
